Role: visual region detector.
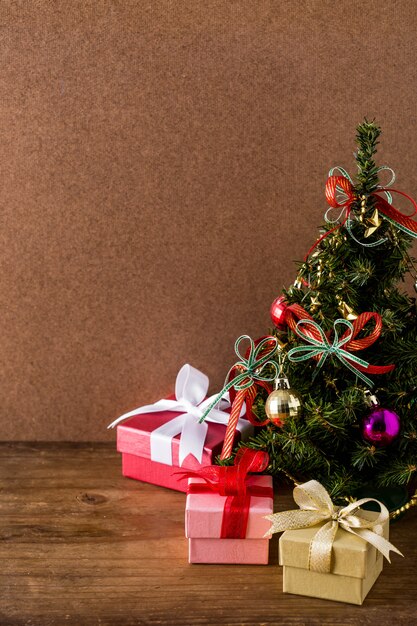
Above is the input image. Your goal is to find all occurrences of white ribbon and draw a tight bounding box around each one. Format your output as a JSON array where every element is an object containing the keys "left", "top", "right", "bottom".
[{"left": 108, "top": 364, "right": 251, "bottom": 466}]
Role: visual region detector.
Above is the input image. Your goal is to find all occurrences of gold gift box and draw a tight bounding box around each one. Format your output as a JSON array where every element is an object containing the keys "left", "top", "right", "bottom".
[{"left": 279, "top": 511, "right": 389, "bottom": 605}]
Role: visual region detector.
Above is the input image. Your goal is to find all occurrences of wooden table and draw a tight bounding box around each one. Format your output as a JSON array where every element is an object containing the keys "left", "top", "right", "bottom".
[{"left": 1, "top": 443, "right": 415, "bottom": 625}]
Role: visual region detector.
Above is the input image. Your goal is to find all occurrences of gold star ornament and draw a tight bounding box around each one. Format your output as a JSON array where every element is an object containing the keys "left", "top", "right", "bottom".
[{"left": 364, "top": 208, "right": 383, "bottom": 238}]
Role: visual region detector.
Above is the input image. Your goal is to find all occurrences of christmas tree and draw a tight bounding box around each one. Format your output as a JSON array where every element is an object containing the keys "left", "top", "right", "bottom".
[{"left": 213, "top": 121, "right": 417, "bottom": 513}]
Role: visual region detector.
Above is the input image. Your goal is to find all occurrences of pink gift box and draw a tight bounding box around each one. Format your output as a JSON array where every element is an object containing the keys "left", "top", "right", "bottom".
[
  {"left": 116, "top": 395, "right": 252, "bottom": 492},
  {"left": 185, "top": 475, "right": 273, "bottom": 564}
]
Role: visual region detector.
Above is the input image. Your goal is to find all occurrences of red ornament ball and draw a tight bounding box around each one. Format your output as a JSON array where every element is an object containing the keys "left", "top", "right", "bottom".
[
  {"left": 361, "top": 407, "right": 401, "bottom": 447},
  {"left": 270, "top": 296, "right": 288, "bottom": 330}
]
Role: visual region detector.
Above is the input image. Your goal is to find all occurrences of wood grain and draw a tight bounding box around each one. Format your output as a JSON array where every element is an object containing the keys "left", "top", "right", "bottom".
[{"left": 0, "top": 443, "right": 415, "bottom": 625}]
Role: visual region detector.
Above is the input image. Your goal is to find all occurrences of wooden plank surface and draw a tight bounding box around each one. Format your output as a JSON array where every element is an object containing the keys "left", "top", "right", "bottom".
[{"left": 0, "top": 442, "right": 415, "bottom": 626}]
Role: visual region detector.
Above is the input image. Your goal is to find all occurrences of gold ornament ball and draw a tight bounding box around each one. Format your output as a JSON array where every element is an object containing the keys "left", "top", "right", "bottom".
[{"left": 265, "top": 387, "right": 303, "bottom": 427}]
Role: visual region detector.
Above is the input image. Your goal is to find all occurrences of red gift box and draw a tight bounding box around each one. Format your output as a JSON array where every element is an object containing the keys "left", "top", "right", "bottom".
[{"left": 111, "top": 365, "right": 253, "bottom": 492}]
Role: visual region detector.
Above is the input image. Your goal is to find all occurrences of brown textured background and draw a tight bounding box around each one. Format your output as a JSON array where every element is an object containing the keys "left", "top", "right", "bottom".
[{"left": 2, "top": 0, "right": 417, "bottom": 441}]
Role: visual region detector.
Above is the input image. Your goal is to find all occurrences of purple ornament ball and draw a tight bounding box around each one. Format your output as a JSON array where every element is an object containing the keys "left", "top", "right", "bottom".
[{"left": 362, "top": 407, "right": 401, "bottom": 447}]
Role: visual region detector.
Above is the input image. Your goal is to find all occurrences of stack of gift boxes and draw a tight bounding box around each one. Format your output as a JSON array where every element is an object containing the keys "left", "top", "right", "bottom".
[{"left": 109, "top": 363, "right": 402, "bottom": 606}]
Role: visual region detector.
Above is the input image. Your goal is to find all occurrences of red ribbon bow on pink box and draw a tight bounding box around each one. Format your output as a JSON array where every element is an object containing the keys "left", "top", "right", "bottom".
[{"left": 178, "top": 447, "right": 272, "bottom": 539}]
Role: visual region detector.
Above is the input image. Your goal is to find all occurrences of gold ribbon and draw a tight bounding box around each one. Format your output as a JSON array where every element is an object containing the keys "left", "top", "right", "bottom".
[{"left": 265, "top": 480, "right": 403, "bottom": 574}]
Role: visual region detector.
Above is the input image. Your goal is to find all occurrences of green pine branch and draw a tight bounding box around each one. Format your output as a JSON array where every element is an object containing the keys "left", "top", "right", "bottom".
[
  {"left": 355, "top": 120, "right": 381, "bottom": 194},
  {"left": 221, "top": 119, "right": 417, "bottom": 505}
]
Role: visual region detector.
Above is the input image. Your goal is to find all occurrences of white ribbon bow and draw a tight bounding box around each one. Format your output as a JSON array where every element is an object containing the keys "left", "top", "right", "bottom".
[{"left": 108, "top": 364, "right": 251, "bottom": 467}]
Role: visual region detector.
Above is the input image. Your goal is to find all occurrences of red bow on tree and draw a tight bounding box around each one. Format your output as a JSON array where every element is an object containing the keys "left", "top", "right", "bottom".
[
  {"left": 306, "top": 174, "right": 417, "bottom": 261},
  {"left": 285, "top": 302, "right": 395, "bottom": 378}
]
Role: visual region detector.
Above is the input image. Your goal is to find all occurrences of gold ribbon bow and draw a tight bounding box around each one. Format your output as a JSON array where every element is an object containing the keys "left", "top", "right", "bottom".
[{"left": 265, "top": 480, "right": 403, "bottom": 574}]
